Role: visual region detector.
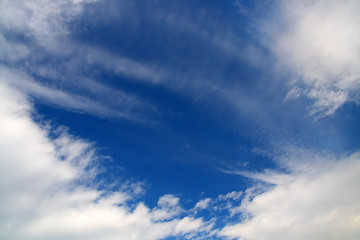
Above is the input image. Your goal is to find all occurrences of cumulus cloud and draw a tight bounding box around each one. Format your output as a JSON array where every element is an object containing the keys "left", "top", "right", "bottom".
[
  {"left": 265, "top": 0, "right": 360, "bottom": 117},
  {"left": 219, "top": 152, "right": 360, "bottom": 240},
  {"left": 151, "top": 194, "right": 184, "bottom": 221},
  {"left": 194, "top": 198, "right": 212, "bottom": 211},
  {"left": 0, "top": 82, "right": 211, "bottom": 240}
]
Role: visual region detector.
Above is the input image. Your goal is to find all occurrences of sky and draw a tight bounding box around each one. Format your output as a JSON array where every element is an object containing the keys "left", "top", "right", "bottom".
[{"left": 0, "top": 0, "right": 360, "bottom": 239}]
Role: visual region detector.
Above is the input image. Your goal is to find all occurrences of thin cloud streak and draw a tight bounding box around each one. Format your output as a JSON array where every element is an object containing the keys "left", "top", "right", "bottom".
[
  {"left": 220, "top": 168, "right": 293, "bottom": 185},
  {"left": 0, "top": 65, "right": 146, "bottom": 121}
]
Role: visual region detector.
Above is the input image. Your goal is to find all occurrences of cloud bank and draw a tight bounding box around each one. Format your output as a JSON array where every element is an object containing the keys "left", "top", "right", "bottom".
[{"left": 219, "top": 152, "right": 360, "bottom": 240}]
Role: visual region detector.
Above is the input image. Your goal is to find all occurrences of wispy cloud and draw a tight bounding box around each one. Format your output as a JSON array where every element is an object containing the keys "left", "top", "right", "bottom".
[
  {"left": 0, "top": 0, "right": 272, "bottom": 128},
  {"left": 0, "top": 65, "right": 148, "bottom": 121},
  {"left": 220, "top": 168, "right": 293, "bottom": 185},
  {"left": 0, "top": 0, "right": 160, "bottom": 122},
  {"left": 80, "top": 46, "right": 165, "bottom": 84},
  {"left": 0, "top": 0, "right": 91, "bottom": 51}
]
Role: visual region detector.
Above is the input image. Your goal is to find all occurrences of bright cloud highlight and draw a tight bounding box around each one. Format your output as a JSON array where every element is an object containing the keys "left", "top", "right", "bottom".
[
  {"left": 266, "top": 0, "right": 360, "bottom": 117},
  {"left": 219, "top": 153, "right": 360, "bottom": 240}
]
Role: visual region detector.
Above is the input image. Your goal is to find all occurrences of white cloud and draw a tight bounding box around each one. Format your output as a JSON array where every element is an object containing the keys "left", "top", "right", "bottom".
[
  {"left": 173, "top": 217, "right": 205, "bottom": 235},
  {"left": 217, "top": 191, "right": 243, "bottom": 202},
  {"left": 151, "top": 194, "right": 183, "bottom": 221},
  {"left": 213, "top": 191, "right": 243, "bottom": 215},
  {"left": 0, "top": 0, "right": 94, "bottom": 52},
  {"left": 0, "top": 82, "right": 211, "bottom": 240},
  {"left": 219, "top": 152, "right": 360, "bottom": 240},
  {"left": 266, "top": 0, "right": 360, "bottom": 117},
  {"left": 194, "top": 198, "right": 212, "bottom": 210},
  {"left": 0, "top": 0, "right": 165, "bottom": 83},
  {"left": 0, "top": 0, "right": 272, "bottom": 126},
  {"left": 221, "top": 168, "right": 293, "bottom": 185}
]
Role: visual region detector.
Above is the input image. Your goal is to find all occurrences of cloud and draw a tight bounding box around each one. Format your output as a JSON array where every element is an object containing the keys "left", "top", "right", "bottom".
[
  {"left": 0, "top": 82, "right": 211, "bottom": 240},
  {"left": 0, "top": 0, "right": 94, "bottom": 51},
  {"left": 217, "top": 191, "right": 243, "bottom": 202},
  {"left": 0, "top": 0, "right": 161, "bottom": 122},
  {"left": 221, "top": 168, "right": 293, "bottom": 185},
  {"left": 194, "top": 198, "right": 212, "bottom": 211},
  {"left": 0, "top": 0, "right": 164, "bottom": 84},
  {"left": 0, "top": 65, "right": 149, "bottom": 121},
  {"left": 81, "top": 46, "right": 165, "bottom": 84},
  {"left": 0, "top": 0, "right": 272, "bottom": 127},
  {"left": 265, "top": 0, "right": 360, "bottom": 117},
  {"left": 152, "top": 194, "right": 183, "bottom": 221},
  {"left": 219, "top": 152, "right": 360, "bottom": 240}
]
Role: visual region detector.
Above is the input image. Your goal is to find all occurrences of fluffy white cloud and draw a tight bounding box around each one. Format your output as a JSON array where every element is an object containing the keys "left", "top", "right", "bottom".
[
  {"left": 266, "top": 0, "right": 360, "bottom": 117},
  {"left": 0, "top": 82, "right": 210, "bottom": 240},
  {"left": 219, "top": 152, "right": 360, "bottom": 240},
  {"left": 151, "top": 194, "right": 184, "bottom": 221},
  {"left": 194, "top": 198, "right": 212, "bottom": 210}
]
